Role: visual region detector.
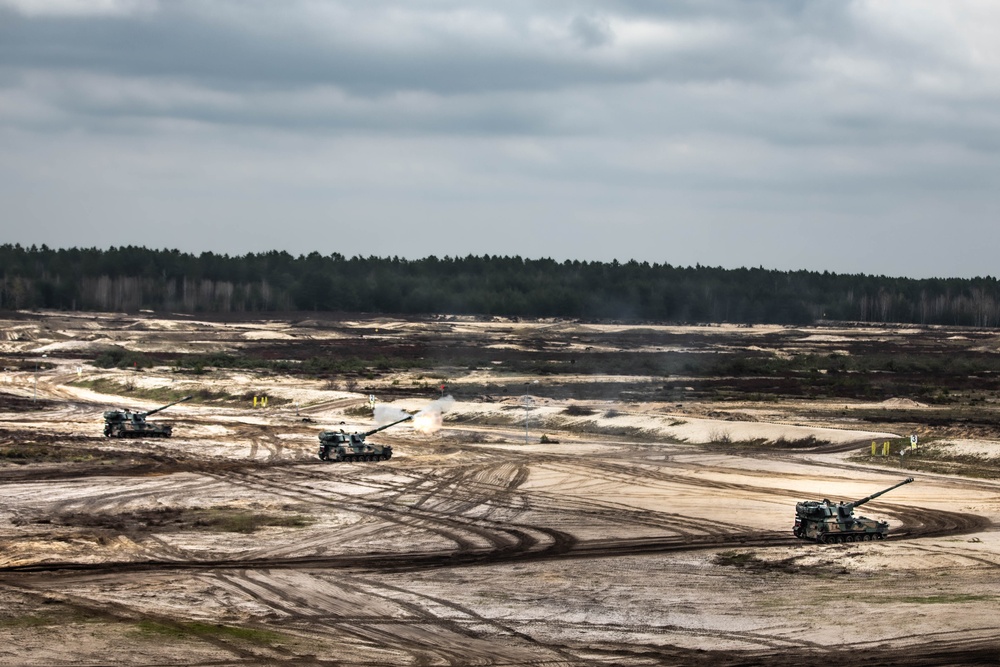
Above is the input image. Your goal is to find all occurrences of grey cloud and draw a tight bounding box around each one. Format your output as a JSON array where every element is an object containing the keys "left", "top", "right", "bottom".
[
  {"left": 0, "top": 1, "right": 876, "bottom": 138},
  {"left": 0, "top": 1, "right": 836, "bottom": 95},
  {"left": 569, "top": 15, "right": 612, "bottom": 49},
  {"left": 2, "top": 0, "right": 999, "bottom": 278}
]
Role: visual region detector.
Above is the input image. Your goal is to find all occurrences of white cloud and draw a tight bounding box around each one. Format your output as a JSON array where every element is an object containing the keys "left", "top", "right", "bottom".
[{"left": 609, "top": 16, "right": 731, "bottom": 53}]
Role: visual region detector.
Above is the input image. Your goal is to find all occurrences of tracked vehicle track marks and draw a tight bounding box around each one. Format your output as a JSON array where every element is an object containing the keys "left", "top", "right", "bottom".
[
  {"left": 207, "top": 570, "right": 577, "bottom": 666},
  {"left": 0, "top": 578, "right": 289, "bottom": 663},
  {"left": 2, "top": 448, "right": 989, "bottom": 577},
  {"left": 4, "top": 382, "right": 1000, "bottom": 664},
  {"left": 148, "top": 461, "right": 579, "bottom": 573}
]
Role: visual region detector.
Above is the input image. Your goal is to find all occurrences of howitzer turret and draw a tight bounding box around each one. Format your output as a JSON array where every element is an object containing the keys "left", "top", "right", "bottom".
[
  {"left": 103, "top": 395, "right": 193, "bottom": 438},
  {"left": 793, "top": 477, "right": 914, "bottom": 544},
  {"left": 318, "top": 415, "right": 412, "bottom": 463},
  {"left": 359, "top": 416, "right": 414, "bottom": 438},
  {"left": 142, "top": 396, "right": 193, "bottom": 418},
  {"left": 840, "top": 477, "right": 915, "bottom": 513}
]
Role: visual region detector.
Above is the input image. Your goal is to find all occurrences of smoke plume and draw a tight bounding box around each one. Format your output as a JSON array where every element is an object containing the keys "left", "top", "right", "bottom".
[
  {"left": 411, "top": 395, "right": 455, "bottom": 435},
  {"left": 374, "top": 404, "right": 411, "bottom": 425},
  {"left": 373, "top": 396, "right": 455, "bottom": 435}
]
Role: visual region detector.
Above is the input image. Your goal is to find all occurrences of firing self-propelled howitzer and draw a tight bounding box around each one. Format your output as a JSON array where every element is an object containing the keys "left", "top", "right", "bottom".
[
  {"left": 103, "top": 395, "right": 193, "bottom": 438},
  {"left": 318, "top": 415, "right": 412, "bottom": 462},
  {"left": 793, "top": 477, "right": 914, "bottom": 543}
]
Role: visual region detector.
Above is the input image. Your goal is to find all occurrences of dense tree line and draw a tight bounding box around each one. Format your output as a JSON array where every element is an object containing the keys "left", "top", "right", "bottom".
[{"left": 2, "top": 243, "right": 1000, "bottom": 326}]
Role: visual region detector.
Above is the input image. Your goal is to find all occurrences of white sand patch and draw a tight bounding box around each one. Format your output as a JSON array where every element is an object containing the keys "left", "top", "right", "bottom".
[
  {"left": 387, "top": 397, "right": 903, "bottom": 446},
  {"left": 241, "top": 330, "right": 295, "bottom": 340},
  {"left": 525, "top": 405, "right": 899, "bottom": 445},
  {"left": 933, "top": 439, "right": 1000, "bottom": 458},
  {"left": 666, "top": 416, "right": 898, "bottom": 444},
  {"left": 32, "top": 340, "right": 120, "bottom": 354},
  {"left": 145, "top": 318, "right": 228, "bottom": 330},
  {"left": 878, "top": 397, "right": 928, "bottom": 408},
  {"left": 797, "top": 334, "right": 852, "bottom": 342}
]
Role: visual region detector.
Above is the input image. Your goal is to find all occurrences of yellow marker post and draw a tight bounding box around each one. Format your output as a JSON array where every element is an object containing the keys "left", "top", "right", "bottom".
[
  {"left": 871, "top": 441, "right": 877, "bottom": 456},
  {"left": 262, "top": 396, "right": 268, "bottom": 408},
  {"left": 883, "top": 441, "right": 890, "bottom": 457},
  {"left": 253, "top": 396, "right": 258, "bottom": 408}
]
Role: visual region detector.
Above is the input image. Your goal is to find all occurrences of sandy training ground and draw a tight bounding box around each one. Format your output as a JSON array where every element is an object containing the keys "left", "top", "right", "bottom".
[{"left": 2, "top": 312, "right": 1000, "bottom": 665}]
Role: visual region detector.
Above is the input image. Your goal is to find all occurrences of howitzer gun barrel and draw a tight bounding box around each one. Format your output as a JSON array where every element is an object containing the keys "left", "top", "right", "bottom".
[
  {"left": 845, "top": 477, "right": 914, "bottom": 510},
  {"left": 361, "top": 415, "right": 413, "bottom": 437},
  {"left": 144, "top": 395, "right": 194, "bottom": 417}
]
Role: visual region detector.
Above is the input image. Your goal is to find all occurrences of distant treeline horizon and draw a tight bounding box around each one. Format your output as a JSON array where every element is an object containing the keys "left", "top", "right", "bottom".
[{"left": 3, "top": 243, "right": 1000, "bottom": 326}]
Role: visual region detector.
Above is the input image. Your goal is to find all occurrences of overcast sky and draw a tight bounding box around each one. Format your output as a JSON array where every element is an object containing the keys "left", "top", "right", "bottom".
[{"left": 2, "top": 1, "right": 998, "bottom": 278}]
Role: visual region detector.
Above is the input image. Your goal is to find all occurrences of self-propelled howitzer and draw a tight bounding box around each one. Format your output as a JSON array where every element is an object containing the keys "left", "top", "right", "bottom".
[
  {"left": 793, "top": 477, "right": 914, "bottom": 544},
  {"left": 103, "top": 395, "right": 193, "bottom": 438},
  {"left": 318, "top": 415, "right": 412, "bottom": 462}
]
